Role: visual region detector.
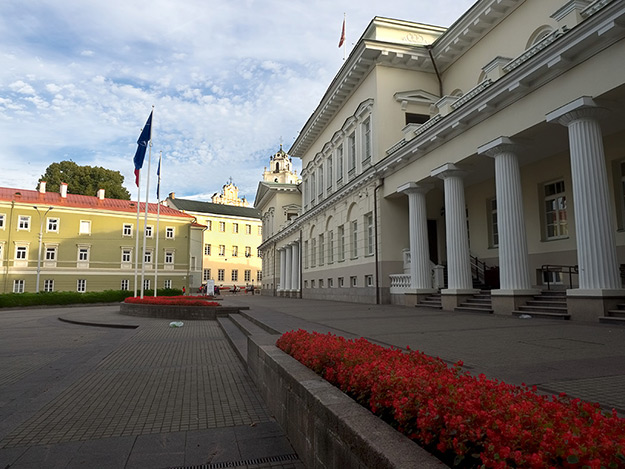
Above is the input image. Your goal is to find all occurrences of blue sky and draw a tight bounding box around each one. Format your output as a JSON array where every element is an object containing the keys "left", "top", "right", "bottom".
[{"left": 0, "top": 0, "right": 475, "bottom": 203}]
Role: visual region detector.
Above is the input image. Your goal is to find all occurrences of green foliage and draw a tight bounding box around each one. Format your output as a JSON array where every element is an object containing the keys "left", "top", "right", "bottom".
[
  {"left": 38, "top": 160, "right": 131, "bottom": 200},
  {"left": 0, "top": 289, "right": 183, "bottom": 308}
]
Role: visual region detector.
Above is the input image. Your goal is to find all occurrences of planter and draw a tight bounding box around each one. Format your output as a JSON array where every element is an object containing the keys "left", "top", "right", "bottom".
[{"left": 119, "top": 302, "right": 246, "bottom": 320}]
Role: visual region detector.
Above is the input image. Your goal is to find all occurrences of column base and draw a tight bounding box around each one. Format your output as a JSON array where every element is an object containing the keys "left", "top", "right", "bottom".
[
  {"left": 490, "top": 289, "right": 540, "bottom": 315},
  {"left": 403, "top": 289, "right": 437, "bottom": 307},
  {"left": 566, "top": 289, "right": 625, "bottom": 321},
  {"left": 440, "top": 289, "right": 480, "bottom": 311}
]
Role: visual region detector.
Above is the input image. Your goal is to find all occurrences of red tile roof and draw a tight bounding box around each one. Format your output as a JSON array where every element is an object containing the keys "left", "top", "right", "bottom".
[{"left": 0, "top": 186, "right": 194, "bottom": 219}]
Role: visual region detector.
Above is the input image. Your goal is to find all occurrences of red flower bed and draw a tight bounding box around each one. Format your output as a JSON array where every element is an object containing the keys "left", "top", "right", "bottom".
[
  {"left": 276, "top": 330, "right": 625, "bottom": 468},
  {"left": 124, "top": 296, "right": 220, "bottom": 306}
]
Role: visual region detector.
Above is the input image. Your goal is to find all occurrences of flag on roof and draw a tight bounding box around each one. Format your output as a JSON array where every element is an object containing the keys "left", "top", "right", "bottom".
[
  {"left": 338, "top": 16, "right": 346, "bottom": 48},
  {"left": 133, "top": 111, "right": 153, "bottom": 186}
]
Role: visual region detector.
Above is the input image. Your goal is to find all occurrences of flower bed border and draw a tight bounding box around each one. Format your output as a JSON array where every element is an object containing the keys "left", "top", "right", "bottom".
[
  {"left": 119, "top": 302, "right": 246, "bottom": 320},
  {"left": 246, "top": 334, "right": 444, "bottom": 469}
]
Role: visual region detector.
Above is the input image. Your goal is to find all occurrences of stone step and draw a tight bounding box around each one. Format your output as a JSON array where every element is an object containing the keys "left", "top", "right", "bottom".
[
  {"left": 464, "top": 298, "right": 492, "bottom": 305},
  {"left": 599, "top": 316, "right": 625, "bottom": 325},
  {"left": 526, "top": 300, "right": 567, "bottom": 307},
  {"left": 518, "top": 305, "right": 568, "bottom": 314},
  {"left": 230, "top": 312, "right": 275, "bottom": 336},
  {"left": 512, "top": 310, "right": 571, "bottom": 320},
  {"left": 217, "top": 316, "right": 248, "bottom": 364},
  {"left": 606, "top": 309, "right": 625, "bottom": 319},
  {"left": 416, "top": 298, "right": 442, "bottom": 309},
  {"left": 455, "top": 306, "right": 493, "bottom": 314}
]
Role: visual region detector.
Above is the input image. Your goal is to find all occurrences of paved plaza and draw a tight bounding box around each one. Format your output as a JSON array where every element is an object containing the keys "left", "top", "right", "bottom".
[{"left": 1, "top": 296, "right": 624, "bottom": 468}]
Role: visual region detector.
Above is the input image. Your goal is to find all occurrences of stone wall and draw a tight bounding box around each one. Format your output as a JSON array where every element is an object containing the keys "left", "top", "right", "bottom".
[{"left": 247, "top": 335, "right": 445, "bottom": 469}]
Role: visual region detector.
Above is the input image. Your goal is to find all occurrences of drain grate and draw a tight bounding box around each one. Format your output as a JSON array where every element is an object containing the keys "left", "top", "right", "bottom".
[{"left": 171, "top": 453, "right": 300, "bottom": 469}]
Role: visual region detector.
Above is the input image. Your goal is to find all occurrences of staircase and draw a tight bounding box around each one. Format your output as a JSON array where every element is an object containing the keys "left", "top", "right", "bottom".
[
  {"left": 512, "top": 290, "right": 570, "bottom": 320},
  {"left": 600, "top": 303, "right": 625, "bottom": 325},
  {"left": 455, "top": 290, "right": 493, "bottom": 314},
  {"left": 416, "top": 292, "right": 442, "bottom": 309}
]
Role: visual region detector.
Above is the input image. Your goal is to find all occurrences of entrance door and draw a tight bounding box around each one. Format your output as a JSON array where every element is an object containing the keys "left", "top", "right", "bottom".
[{"left": 427, "top": 219, "right": 438, "bottom": 264}]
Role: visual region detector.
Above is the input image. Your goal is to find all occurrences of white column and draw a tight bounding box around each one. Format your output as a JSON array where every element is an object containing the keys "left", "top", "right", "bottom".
[
  {"left": 398, "top": 182, "right": 434, "bottom": 291},
  {"left": 479, "top": 137, "right": 533, "bottom": 291},
  {"left": 432, "top": 163, "right": 474, "bottom": 292},
  {"left": 284, "top": 245, "right": 293, "bottom": 291},
  {"left": 291, "top": 242, "right": 300, "bottom": 291},
  {"left": 279, "top": 248, "right": 286, "bottom": 292},
  {"left": 547, "top": 97, "right": 621, "bottom": 292}
]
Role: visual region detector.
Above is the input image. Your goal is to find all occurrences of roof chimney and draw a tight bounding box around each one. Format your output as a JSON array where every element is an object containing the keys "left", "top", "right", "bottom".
[
  {"left": 97, "top": 189, "right": 105, "bottom": 200},
  {"left": 39, "top": 181, "right": 46, "bottom": 194},
  {"left": 169, "top": 192, "right": 175, "bottom": 199},
  {"left": 60, "top": 183, "right": 68, "bottom": 198}
]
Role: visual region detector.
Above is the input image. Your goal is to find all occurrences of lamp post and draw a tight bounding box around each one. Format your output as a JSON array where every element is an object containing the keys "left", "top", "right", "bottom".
[{"left": 33, "top": 206, "right": 53, "bottom": 293}]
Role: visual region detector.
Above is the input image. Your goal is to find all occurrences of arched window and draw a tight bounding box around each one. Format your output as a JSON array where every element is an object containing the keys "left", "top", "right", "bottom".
[{"left": 526, "top": 26, "right": 554, "bottom": 49}]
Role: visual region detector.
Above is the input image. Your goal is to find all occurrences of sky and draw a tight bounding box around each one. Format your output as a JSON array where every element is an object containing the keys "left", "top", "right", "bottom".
[{"left": 0, "top": 0, "right": 475, "bottom": 204}]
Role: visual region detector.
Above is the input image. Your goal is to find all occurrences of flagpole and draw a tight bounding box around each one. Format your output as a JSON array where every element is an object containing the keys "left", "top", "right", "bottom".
[
  {"left": 134, "top": 171, "right": 141, "bottom": 297},
  {"left": 154, "top": 151, "right": 162, "bottom": 297},
  {"left": 140, "top": 105, "right": 154, "bottom": 299}
]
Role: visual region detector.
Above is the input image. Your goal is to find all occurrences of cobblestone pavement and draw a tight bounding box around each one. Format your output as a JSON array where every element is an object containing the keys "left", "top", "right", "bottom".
[
  {"left": 0, "top": 307, "right": 303, "bottom": 469},
  {"left": 224, "top": 295, "right": 625, "bottom": 415}
]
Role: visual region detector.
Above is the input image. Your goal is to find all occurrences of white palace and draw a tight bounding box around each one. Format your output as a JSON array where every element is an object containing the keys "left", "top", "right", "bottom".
[{"left": 255, "top": 0, "right": 625, "bottom": 323}]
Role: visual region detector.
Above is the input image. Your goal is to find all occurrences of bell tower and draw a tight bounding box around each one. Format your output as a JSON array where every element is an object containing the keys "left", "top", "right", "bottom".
[{"left": 263, "top": 144, "right": 299, "bottom": 184}]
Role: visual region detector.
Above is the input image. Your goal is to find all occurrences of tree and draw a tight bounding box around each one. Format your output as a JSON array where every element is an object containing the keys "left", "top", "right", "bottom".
[{"left": 38, "top": 161, "right": 131, "bottom": 200}]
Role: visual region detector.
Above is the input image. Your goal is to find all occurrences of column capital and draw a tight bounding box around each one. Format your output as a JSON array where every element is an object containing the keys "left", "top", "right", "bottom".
[
  {"left": 546, "top": 96, "right": 608, "bottom": 126},
  {"left": 431, "top": 163, "right": 467, "bottom": 180},
  {"left": 397, "top": 182, "right": 433, "bottom": 195},
  {"left": 478, "top": 136, "right": 525, "bottom": 157}
]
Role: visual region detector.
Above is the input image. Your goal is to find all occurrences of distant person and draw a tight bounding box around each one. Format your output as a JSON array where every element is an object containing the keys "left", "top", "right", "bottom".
[{"left": 182, "top": 286, "right": 186, "bottom": 295}]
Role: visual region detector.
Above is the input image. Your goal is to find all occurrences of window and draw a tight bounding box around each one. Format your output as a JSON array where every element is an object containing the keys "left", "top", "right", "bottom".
[
  {"left": 145, "top": 225, "right": 153, "bottom": 238},
  {"left": 204, "top": 244, "right": 211, "bottom": 256},
  {"left": 405, "top": 113, "right": 430, "bottom": 125},
  {"left": 489, "top": 199, "right": 499, "bottom": 247},
  {"left": 16, "top": 246, "right": 27, "bottom": 260},
  {"left": 44, "top": 279, "right": 54, "bottom": 292},
  {"left": 338, "top": 277, "right": 344, "bottom": 288},
  {"left": 79, "top": 220, "right": 91, "bottom": 234},
  {"left": 78, "top": 247, "right": 89, "bottom": 261},
  {"left": 245, "top": 224, "right": 252, "bottom": 235},
  {"left": 0, "top": 214, "right": 5, "bottom": 229},
  {"left": 350, "top": 276, "right": 357, "bottom": 287},
  {"left": 18, "top": 216, "right": 30, "bottom": 231},
  {"left": 47, "top": 218, "right": 59, "bottom": 232},
  {"left": 362, "top": 118, "right": 372, "bottom": 165},
  {"left": 244, "top": 269, "right": 251, "bottom": 282},
  {"left": 191, "top": 256, "right": 197, "bottom": 270},
  {"left": 232, "top": 246, "right": 238, "bottom": 257},
  {"left": 351, "top": 220, "right": 358, "bottom": 258},
  {"left": 328, "top": 230, "right": 334, "bottom": 264},
  {"left": 219, "top": 245, "right": 226, "bottom": 256},
  {"left": 245, "top": 246, "right": 252, "bottom": 257},
  {"left": 365, "top": 213, "right": 374, "bottom": 256},
  {"left": 164, "top": 279, "right": 172, "bottom": 289},
  {"left": 311, "top": 238, "right": 316, "bottom": 268},
  {"left": 338, "top": 225, "right": 345, "bottom": 261},
  {"left": 544, "top": 180, "right": 568, "bottom": 239},
  {"left": 218, "top": 269, "right": 225, "bottom": 281},
  {"left": 328, "top": 278, "right": 333, "bottom": 288},
  {"left": 45, "top": 246, "right": 56, "bottom": 261},
  {"left": 13, "top": 279, "right": 24, "bottom": 293},
  {"left": 258, "top": 226, "right": 262, "bottom": 236},
  {"left": 310, "top": 172, "right": 316, "bottom": 205},
  {"left": 219, "top": 221, "right": 225, "bottom": 232},
  {"left": 311, "top": 279, "right": 315, "bottom": 288},
  {"left": 233, "top": 223, "right": 239, "bottom": 233},
  {"left": 348, "top": 132, "right": 356, "bottom": 176},
  {"left": 256, "top": 271, "right": 262, "bottom": 282},
  {"left": 203, "top": 269, "right": 211, "bottom": 281},
  {"left": 365, "top": 274, "right": 374, "bottom": 287},
  {"left": 337, "top": 145, "right": 344, "bottom": 183},
  {"left": 304, "top": 240, "right": 309, "bottom": 269},
  {"left": 122, "top": 249, "right": 132, "bottom": 263},
  {"left": 206, "top": 220, "right": 212, "bottom": 231},
  {"left": 231, "top": 270, "right": 238, "bottom": 282},
  {"left": 144, "top": 250, "right": 152, "bottom": 264},
  {"left": 318, "top": 165, "right": 324, "bottom": 198},
  {"left": 318, "top": 234, "right": 324, "bottom": 266},
  {"left": 327, "top": 157, "right": 333, "bottom": 191},
  {"left": 319, "top": 279, "right": 324, "bottom": 288},
  {"left": 143, "top": 279, "right": 150, "bottom": 291},
  {"left": 166, "top": 227, "right": 174, "bottom": 239},
  {"left": 123, "top": 223, "right": 133, "bottom": 236},
  {"left": 165, "top": 251, "right": 174, "bottom": 264},
  {"left": 121, "top": 279, "right": 129, "bottom": 291},
  {"left": 77, "top": 279, "right": 87, "bottom": 293}
]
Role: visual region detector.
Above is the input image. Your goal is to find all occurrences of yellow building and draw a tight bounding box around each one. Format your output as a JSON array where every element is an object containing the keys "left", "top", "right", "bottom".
[
  {"left": 166, "top": 183, "right": 262, "bottom": 291},
  {"left": 0, "top": 182, "right": 203, "bottom": 294}
]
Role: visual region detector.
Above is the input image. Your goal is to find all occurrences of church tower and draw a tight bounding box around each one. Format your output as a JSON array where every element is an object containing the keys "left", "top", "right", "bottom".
[{"left": 262, "top": 145, "right": 299, "bottom": 184}]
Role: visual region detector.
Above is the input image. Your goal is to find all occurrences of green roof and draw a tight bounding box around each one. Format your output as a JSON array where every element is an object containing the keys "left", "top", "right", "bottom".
[{"left": 167, "top": 197, "right": 261, "bottom": 219}]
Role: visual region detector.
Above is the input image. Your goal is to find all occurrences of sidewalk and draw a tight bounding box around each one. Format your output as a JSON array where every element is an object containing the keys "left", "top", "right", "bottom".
[
  {"left": 0, "top": 306, "right": 302, "bottom": 469},
  {"left": 223, "top": 295, "right": 625, "bottom": 415}
]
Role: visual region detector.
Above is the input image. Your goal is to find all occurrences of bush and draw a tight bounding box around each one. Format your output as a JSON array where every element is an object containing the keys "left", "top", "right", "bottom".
[
  {"left": 0, "top": 288, "right": 183, "bottom": 308},
  {"left": 277, "top": 330, "right": 625, "bottom": 468}
]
